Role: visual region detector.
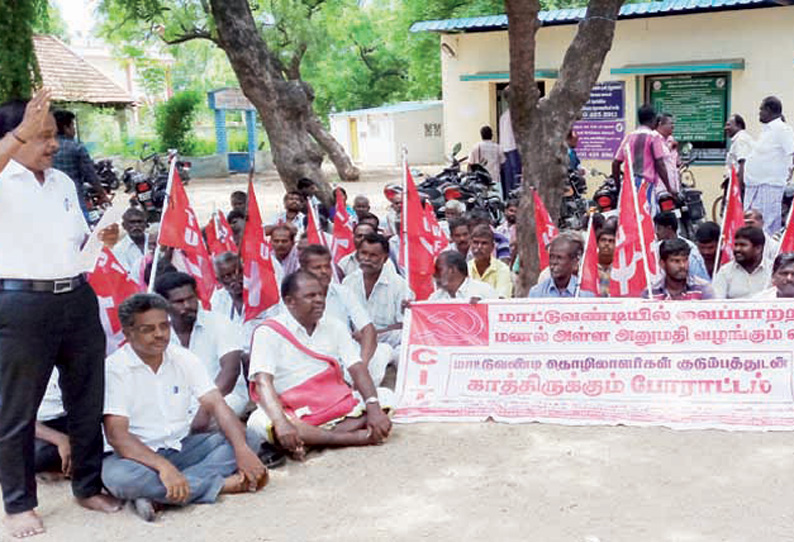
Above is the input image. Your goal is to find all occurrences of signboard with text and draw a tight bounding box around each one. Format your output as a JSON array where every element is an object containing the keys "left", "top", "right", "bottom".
[
  {"left": 574, "top": 81, "right": 626, "bottom": 160},
  {"left": 395, "top": 299, "right": 794, "bottom": 431},
  {"left": 647, "top": 74, "right": 728, "bottom": 144}
]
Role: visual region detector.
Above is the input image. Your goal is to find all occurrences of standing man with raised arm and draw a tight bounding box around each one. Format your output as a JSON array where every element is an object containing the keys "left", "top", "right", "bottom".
[{"left": 0, "top": 90, "right": 121, "bottom": 539}]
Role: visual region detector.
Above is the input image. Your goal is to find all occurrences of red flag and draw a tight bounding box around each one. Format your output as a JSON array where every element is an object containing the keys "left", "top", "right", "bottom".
[
  {"left": 159, "top": 169, "right": 217, "bottom": 309},
  {"left": 241, "top": 180, "right": 280, "bottom": 321},
  {"left": 610, "top": 164, "right": 649, "bottom": 297},
  {"left": 331, "top": 188, "right": 355, "bottom": 264},
  {"left": 533, "top": 189, "right": 558, "bottom": 271},
  {"left": 718, "top": 166, "right": 746, "bottom": 266},
  {"left": 205, "top": 210, "right": 238, "bottom": 257},
  {"left": 88, "top": 247, "right": 144, "bottom": 355},
  {"left": 403, "top": 163, "right": 437, "bottom": 301},
  {"left": 305, "top": 199, "right": 325, "bottom": 246},
  {"left": 423, "top": 200, "right": 449, "bottom": 255},
  {"left": 578, "top": 220, "right": 600, "bottom": 296},
  {"left": 633, "top": 178, "right": 658, "bottom": 276}
]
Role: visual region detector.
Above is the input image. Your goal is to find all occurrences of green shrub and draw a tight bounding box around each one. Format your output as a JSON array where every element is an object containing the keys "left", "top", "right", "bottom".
[{"left": 155, "top": 91, "right": 202, "bottom": 155}]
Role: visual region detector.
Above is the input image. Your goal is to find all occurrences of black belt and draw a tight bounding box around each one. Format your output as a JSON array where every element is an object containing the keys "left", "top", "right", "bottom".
[{"left": 0, "top": 275, "right": 87, "bottom": 294}]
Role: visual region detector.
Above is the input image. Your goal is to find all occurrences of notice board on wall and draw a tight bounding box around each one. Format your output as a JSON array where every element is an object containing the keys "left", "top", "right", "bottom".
[
  {"left": 647, "top": 74, "right": 729, "bottom": 157},
  {"left": 573, "top": 81, "right": 626, "bottom": 161}
]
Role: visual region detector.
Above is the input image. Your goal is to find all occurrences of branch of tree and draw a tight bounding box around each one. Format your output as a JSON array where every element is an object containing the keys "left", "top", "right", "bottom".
[
  {"left": 159, "top": 27, "right": 217, "bottom": 45},
  {"left": 286, "top": 43, "right": 307, "bottom": 79}
]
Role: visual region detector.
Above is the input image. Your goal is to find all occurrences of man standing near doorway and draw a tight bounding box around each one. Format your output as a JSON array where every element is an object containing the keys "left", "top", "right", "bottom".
[
  {"left": 744, "top": 96, "right": 794, "bottom": 234},
  {"left": 468, "top": 126, "right": 505, "bottom": 198},
  {"left": 498, "top": 86, "right": 521, "bottom": 196},
  {"left": 724, "top": 113, "right": 754, "bottom": 195}
]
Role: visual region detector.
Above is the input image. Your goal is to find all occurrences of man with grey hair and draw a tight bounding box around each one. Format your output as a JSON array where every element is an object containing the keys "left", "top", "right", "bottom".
[
  {"left": 440, "top": 200, "right": 466, "bottom": 239},
  {"left": 529, "top": 233, "right": 593, "bottom": 298}
]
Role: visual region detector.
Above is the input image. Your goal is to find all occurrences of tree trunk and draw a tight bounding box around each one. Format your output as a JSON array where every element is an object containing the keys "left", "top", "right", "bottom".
[
  {"left": 505, "top": 0, "right": 625, "bottom": 295},
  {"left": 209, "top": 0, "right": 355, "bottom": 196},
  {"left": 307, "top": 113, "right": 361, "bottom": 182}
]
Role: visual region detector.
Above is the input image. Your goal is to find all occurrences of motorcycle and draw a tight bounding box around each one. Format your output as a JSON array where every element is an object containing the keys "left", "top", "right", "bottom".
[
  {"left": 657, "top": 185, "right": 706, "bottom": 241},
  {"left": 94, "top": 159, "right": 121, "bottom": 191},
  {"left": 558, "top": 169, "right": 591, "bottom": 231},
  {"left": 122, "top": 148, "right": 189, "bottom": 223},
  {"left": 590, "top": 169, "right": 620, "bottom": 215}
]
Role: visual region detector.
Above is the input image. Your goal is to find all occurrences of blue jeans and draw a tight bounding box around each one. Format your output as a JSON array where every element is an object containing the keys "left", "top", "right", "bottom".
[{"left": 102, "top": 432, "right": 238, "bottom": 505}]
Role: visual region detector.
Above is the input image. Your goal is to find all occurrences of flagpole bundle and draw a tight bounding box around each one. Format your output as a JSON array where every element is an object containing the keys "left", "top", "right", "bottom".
[
  {"left": 624, "top": 144, "right": 654, "bottom": 290},
  {"left": 147, "top": 158, "right": 176, "bottom": 293},
  {"left": 575, "top": 217, "right": 593, "bottom": 298}
]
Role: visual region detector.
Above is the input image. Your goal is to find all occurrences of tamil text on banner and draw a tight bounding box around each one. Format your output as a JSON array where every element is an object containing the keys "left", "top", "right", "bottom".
[{"left": 395, "top": 299, "right": 794, "bottom": 430}]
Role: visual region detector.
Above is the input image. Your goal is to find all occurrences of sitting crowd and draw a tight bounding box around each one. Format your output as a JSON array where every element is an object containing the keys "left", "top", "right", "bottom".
[{"left": 33, "top": 178, "right": 794, "bottom": 527}]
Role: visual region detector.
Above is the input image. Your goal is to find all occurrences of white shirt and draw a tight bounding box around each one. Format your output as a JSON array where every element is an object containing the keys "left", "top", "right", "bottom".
[
  {"left": 169, "top": 309, "right": 247, "bottom": 409},
  {"left": 499, "top": 110, "right": 516, "bottom": 152},
  {"left": 428, "top": 277, "right": 497, "bottom": 301},
  {"left": 0, "top": 160, "right": 89, "bottom": 279},
  {"left": 468, "top": 140, "right": 505, "bottom": 195},
  {"left": 763, "top": 233, "right": 780, "bottom": 267},
  {"left": 104, "top": 343, "right": 216, "bottom": 451},
  {"left": 725, "top": 130, "right": 755, "bottom": 176},
  {"left": 752, "top": 286, "right": 781, "bottom": 299},
  {"left": 210, "top": 287, "right": 281, "bottom": 353},
  {"left": 249, "top": 311, "right": 361, "bottom": 395},
  {"left": 339, "top": 251, "right": 397, "bottom": 279},
  {"left": 325, "top": 282, "right": 372, "bottom": 331},
  {"left": 342, "top": 266, "right": 412, "bottom": 330},
  {"left": 37, "top": 369, "right": 65, "bottom": 422},
  {"left": 112, "top": 233, "right": 146, "bottom": 278},
  {"left": 712, "top": 260, "right": 771, "bottom": 299},
  {"left": 745, "top": 118, "right": 794, "bottom": 187},
  {"left": 272, "top": 211, "right": 305, "bottom": 237}
]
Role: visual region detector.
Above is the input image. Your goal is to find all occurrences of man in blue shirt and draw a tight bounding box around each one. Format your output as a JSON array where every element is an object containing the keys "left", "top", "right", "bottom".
[
  {"left": 52, "top": 110, "right": 109, "bottom": 220},
  {"left": 529, "top": 233, "right": 594, "bottom": 298}
]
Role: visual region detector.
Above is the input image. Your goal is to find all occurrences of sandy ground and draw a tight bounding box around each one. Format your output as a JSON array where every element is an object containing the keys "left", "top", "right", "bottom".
[
  {"left": 22, "top": 423, "right": 794, "bottom": 542},
  {"left": 7, "top": 170, "right": 785, "bottom": 542}
]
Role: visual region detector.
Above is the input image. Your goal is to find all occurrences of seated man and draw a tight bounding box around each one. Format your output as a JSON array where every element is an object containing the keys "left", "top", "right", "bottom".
[
  {"left": 227, "top": 209, "right": 246, "bottom": 248},
  {"left": 266, "top": 191, "right": 306, "bottom": 237},
  {"left": 352, "top": 195, "right": 371, "bottom": 222},
  {"left": 468, "top": 224, "right": 513, "bottom": 298},
  {"left": 230, "top": 190, "right": 247, "bottom": 216},
  {"left": 529, "top": 235, "right": 594, "bottom": 298},
  {"left": 270, "top": 224, "right": 300, "bottom": 277},
  {"left": 595, "top": 217, "right": 617, "bottom": 297},
  {"left": 102, "top": 294, "right": 266, "bottom": 521},
  {"left": 154, "top": 272, "right": 249, "bottom": 425},
  {"left": 645, "top": 238, "right": 714, "bottom": 300},
  {"left": 113, "top": 208, "right": 148, "bottom": 278},
  {"left": 247, "top": 271, "right": 392, "bottom": 458},
  {"left": 712, "top": 226, "right": 771, "bottom": 299},
  {"left": 447, "top": 218, "right": 472, "bottom": 261},
  {"left": 342, "top": 233, "right": 412, "bottom": 354},
  {"left": 652, "top": 212, "right": 709, "bottom": 281},
  {"left": 695, "top": 221, "right": 721, "bottom": 279},
  {"left": 300, "top": 244, "right": 392, "bottom": 385},
  {"left": 744, "top": 208, "right": 780, "bottom": 265},
  {"left": 439, "top": 200, "right": 465, "bottom": 239},
  {"left": 338, "top": 221, "right": 376, "bottom": 277},
  {"left": 755, "top": 252, "right": 794, "bottom": 298},
  {"left": 429, "top": 251, "right": 497, "bottom": 302},
  {"left": 35, "top": 369, "right": 71, "bottom": 478}
]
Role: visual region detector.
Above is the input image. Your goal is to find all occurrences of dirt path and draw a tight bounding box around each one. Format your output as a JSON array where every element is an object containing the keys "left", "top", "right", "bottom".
[{"left": 22, "top": 422, "right": 794, "bottom": 542}]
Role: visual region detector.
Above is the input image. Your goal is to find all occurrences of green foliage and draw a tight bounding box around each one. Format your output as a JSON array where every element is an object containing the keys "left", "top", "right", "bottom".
[
  {"left": 0, "top": 0, "right": 49, "bottom": 101},
  {"left": 155, "top": 90, "right": 202, "bottom": 153}
]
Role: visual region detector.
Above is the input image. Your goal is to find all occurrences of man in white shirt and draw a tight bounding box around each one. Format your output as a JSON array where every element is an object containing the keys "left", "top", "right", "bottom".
[
  {"left": 0, "top": 91, "right": 121, "bottom": 538},
  {"left": 743, "top": 97, "right": 794, "bottom": 234},
  {"left": 713, "top": 226, "right": 771, "bottom": 299},
  {"left": 266, "top": 191, "right": 306, "bottom": 237},
  {"left": 299, "top": 245, "right": 392, "bottom": 385},
  {"left": 247, "top": 271, "right": 392, "bottom": 458},
  {"left": 744, "top": 208, "right": 780, "bottom": 265},
  {"left": 338, "top": 221, "right": 376, "bottom": 277},
  {"left": 754, "top": 253, "right": 794, "bottom": 299},
  {"left": 342, "top": 233, "right": 411, "bottom": 354},
  {"left": 430, "top": 251, "right": 497, "bottom": 302},
  {"left": 724, "top": 114, "right": 754, "bottom": 191},
  {"left": 102, "top": 294, "right": 266, "bottom": 521},
  {"left": 113, "top": 208, "right": 148, "bottom": 278},
  {"left": 270, "top": 224, "right": 300, "bottom": 277},
  {"left": 154, "top": 272, "right": 248, "bottom": 427},
  {"left": 468, "top": 126, "right": 505, "bottom": 198}
]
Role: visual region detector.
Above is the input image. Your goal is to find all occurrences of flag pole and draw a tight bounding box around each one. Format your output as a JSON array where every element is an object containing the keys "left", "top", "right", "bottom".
[
  {"left": 713, "top": 167, "right": 735, "bottom": 276},
  {"left": 147, "top": 158, "right": 176, "bottom": 293},
  {"left": 401, "top": 147, "right": 410, "bottom": 294},
  {"left": 625, "top": 144, "right": 654, "bottom": 290},
  {"left": 574, "top": 216, "right": 593, "bottom": 298},
  {"left": 775, "top": 171, "right": 794, "bottom": 261}
]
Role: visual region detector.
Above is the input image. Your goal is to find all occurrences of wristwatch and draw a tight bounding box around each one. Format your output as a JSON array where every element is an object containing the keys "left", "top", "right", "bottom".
[{"left": 365, "top": 396, "right": 380, "bottom": 405}]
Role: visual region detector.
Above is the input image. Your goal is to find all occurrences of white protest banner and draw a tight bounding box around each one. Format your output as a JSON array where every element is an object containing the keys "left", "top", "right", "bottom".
[{"left": 394, "top": 299, "right": 794, "bottom": 430}]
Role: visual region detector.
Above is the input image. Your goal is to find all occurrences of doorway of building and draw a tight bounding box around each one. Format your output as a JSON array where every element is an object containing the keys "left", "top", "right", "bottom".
[
  {"left": 348, "top": 118, "right": 360, "bottom": 161},
  {"left": 495, "top": 81, "right": 546, "bottom": 142}
]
